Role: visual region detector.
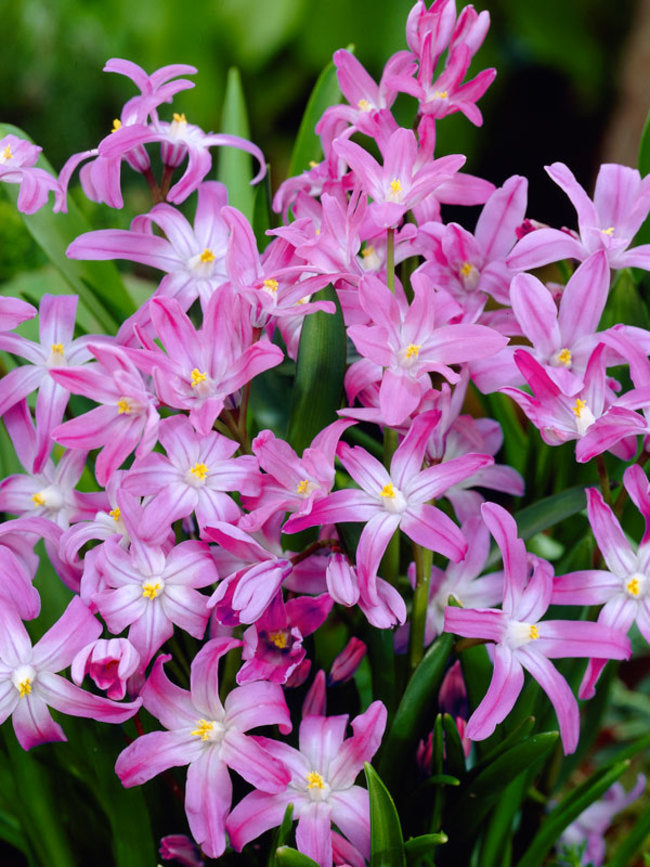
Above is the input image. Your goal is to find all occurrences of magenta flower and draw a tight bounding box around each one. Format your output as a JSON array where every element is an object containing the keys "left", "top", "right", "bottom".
[
  {"left": 226, "top": 701, "right": 387, "bottom": 867},
  {"left": 444, "top": 503, "right": 631, "bottom": 754},
  {"left": 334, "top": 127, "right": 465, "bottom": 229},
  {"left": 71, "top": 637, "right": 141, "bottom": 700},
  {"left": 122, "top": 415, "right": 260, "bottom": 540},
  {"left": 285, "top": 411, "right": 491, "bottom": 601},
  {"left": 0, "top": 597, "right": 141, "bottom": 750},
  {"left": 552, "top": 470, "right": 650, "bottom": 699},
  {"left": 115, "top": 637, "right": 291, "bottom": 859},
  {"left": 89, "top": 536, "right": 217, "bottom": 667},
  {"left": 507, "top": 162, "right": 650, "bottom": 270},
  {"left": 0, "top": 134, "right": 61, "bottom": 213},
  {"left": 346, "top": 273, "right": 507, "bottom": 426},
  {"left": 0, "top": 294, "right": 95, "bottom": 471}
]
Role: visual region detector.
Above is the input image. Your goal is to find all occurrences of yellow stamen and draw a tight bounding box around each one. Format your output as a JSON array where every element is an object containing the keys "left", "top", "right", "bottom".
[
  {"left": 191, "top": 719, "right": 214, "bottom": 741},
  {"left": 572, "top": 398, "right": 587, "bottom": 418},
  {"left": 557, "top": 348, "right": 572, "bottom": 366},
  {"left": 433, "top": 90, "right": 449, "bottom": 98},
  {"left": 601, "top": 226, "right": 615, "bottom": 236},
  {"left": 357, "top": 98, "right": 371, "bottom": 111},
  {"left": 173, "top": 112, "right": 187, "bottom": 124},
  {"left": 199, "top": 248, "right": 215, "bottom": 263},
  {"left": 306, "top": 771, "right": 325, "bottom": 790},
  {"left": 361, "top": 245, "right": 375, "bottom": 258},
  {"left": 268, "top": 630, "right": 289, "bottom": 649},
  {"left": 50, "top": 343, "right": 65, "bottom": 356},
  {"left": 297, "top": 479, "right": 310, "bottom": 495},
  {"left": 111, "top": 119, "right": 122, "bottom": 133},
  {"left": 109, "top": 507, "right": 121, "bottom": 522},
  {"left": 18, "top": 678, "right": 31, "bottom": 698},
  {"left": 405, "top": 343, "right": 421, "bottom": 359},
  {"left": 190, "top": 368, "right": 208, "bottom": 388},
  {"left": 460, "top": 261, "right": 475, "bottom": 278},
  {"left": 263, "top": 278, "right": 279, "bottom": 294},
  {"left": 529, "top": 624, "right": 540, "bottom": 640},
  {"left": 32, "top": 493, "right": 46, "bottom": 506},
  {"left": 142, "top": 581, "right": 162, "bottom": 600},
  {"left": 190, "top": 462, "right": 208, "bottom": 481},
  {"left": 389, "top": 179, "right": 402, "bottom": 196},
  {"left": 117, "top": 398, "right": 131, "bottom": 415},
  {"left": 626, "top": 577, "right": 640, "bottom": 596},
  {"left": 2, "top": 144, "right": 13, "bottom": 161},
  {"left": 309, "top": 160, "right": 319, "bottom": 168},
  {"left": 380, "top": 483, "right": 396, "bottom": 499}
]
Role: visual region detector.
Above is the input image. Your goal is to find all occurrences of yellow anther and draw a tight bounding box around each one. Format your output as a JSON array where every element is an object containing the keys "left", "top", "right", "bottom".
[
  {"left": 190, "top": 368, "right": 208, "bottom": 388},
  {"left": 358, "top": 98, "right": 372, "bottom": 111},
  {"left": 572, "top": 398, "right": 587, "bottom": 418},
  {"left": 306, "top": 771, "right": 325, "bottom": 790},
  {"left": 529, "top": 624, "right": 540, "bottom": 640},
  {"left": 142, "top": 581, "right": 162, "bottom": 600},
  {"left": 263, "top": 278, "right": 279, "bottom": 294},
  {"left": 111, "top": 118, "right": 122, "bottom": 133},
  {"left": 405, "top": 343, "right": 421, "bottom": 359},
  {"left": 309, "top": 160, "right": 319, "bottom": 168},
  {"left": 557, "top": 348, "right": 572, "bottom": 366},
  {"left": 601, "top": 226, "right": 615, "bottom": 236},
  {"left": 117, "top": 398, "right": 131, "bottom": 415},
  {"left": 190, "top": 462, "right": 208, "bottom": 481},
  {"left": 50, "top": 343, "right": 65, "bottom": 355},
  {"left": 199, "top": 248, "right": 215, "bottom": 263},
  {"left": 433, "top": 90, "right": 449, "bottom": 98},
  {"left": 17, "top": 678, "right": 31, "bottom": 698},
  {"left": 297, "top": 479, "right": 310, "bottom": 495},
  {"left": 389, "top": 179, "right": 402, "bottom": 196},
  {"left": 268, "top": 630, "right": 289, "bottom": 649},
  {"left": 361, "top": 245, "right": 375, "bottom": 258},
  {"left": 626, "top": 577, "right": 641, "bottom": 596},
  {"left": 191, "top": 719, "right": 215, "bottom": 741},
  {"left": 1, "top": 144, "right": 13, "bottom": 161},
  {"left": 460, "top": 262, "right": 475, "bottom": 278},
  {"left": 109, "top": 507, "right": 121, "bottom": 522},
  {"left": 32, "top": 492, "right": 46, "bottom": 506},
  {"left": 173, "top": 112, "right": 187, "bottom": 124},
  {"left": 380, "top": 483, "right": 396, "bottom": 499}
]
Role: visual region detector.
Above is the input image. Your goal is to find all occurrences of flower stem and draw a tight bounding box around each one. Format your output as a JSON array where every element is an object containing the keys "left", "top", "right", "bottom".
[
  {"left": 409, "top": 542, "right": 433, "bottom": 671},
  {"left": 595, "top": 454, "right": 612, "bottom": 506},
  {"left": 386, "top": 227, "right": 395, "bottom": 293}
]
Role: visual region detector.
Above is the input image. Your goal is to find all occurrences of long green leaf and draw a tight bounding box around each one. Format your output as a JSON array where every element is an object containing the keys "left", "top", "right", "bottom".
[
  {"left": 218, "top": 67, "right": 255, "bottom": 221},
  {"left": 0, "top": 123, "right": 134, "bottom": 334},
  {"left": 516, "top": 760, "right": 629, "bottom": 867},
  {"left": 404, "top": 832, "right": 448, "bottom": 866},
  {"left": 365, "top": 762, "right": 406, "bottom": 867},
  {"left": 288, "top": 58, "right": 343, "bottom": 178},
  {"left": 286, "top": 285, "right": 346, "bottom": 453},
  {"left": 607, "top": 802, "right": 650, "bottom": 867},
  {"left": 269, "top": 803, "right": 295, "bottom": 867},
  {"left": 275, "top": 846, "right": 319, "bottom": 866},
  {"left": 377, "top": 633, "right": 454, "bottom": 791}
]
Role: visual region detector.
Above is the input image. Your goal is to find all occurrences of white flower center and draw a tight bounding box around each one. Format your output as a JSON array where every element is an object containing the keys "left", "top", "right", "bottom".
[
  {"left": 190, "top": 718, "right": 226, "bottom": 745},
  {"left": 378, "top": 482, "right": 407, "bottom": 514},
  {"left": 504, "top": 619, "right": 540, "bottom": 649},
  {"left": 12, "top": 664, "right": 36, "bottom": 698},
  {"left": 304, "top": 770, "right": 331, "bottom": 802},
  {"left": 624, "top": 572, "right": 646, "bottom": 598}
]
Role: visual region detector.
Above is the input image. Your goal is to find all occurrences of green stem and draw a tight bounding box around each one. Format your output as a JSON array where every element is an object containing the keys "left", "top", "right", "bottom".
[
  {"left": 409, "top": 542, "right": 433, "bottom": 671},
  {"left": 220, "top": 408, "right": 252, "bottom": 454},
  {"left": 614, "top": 449, "right": 650, "bottom": 517},
  {"left": 595, "top": 454, "right": 612, "bottom": 506},
  {"left": 386, "top": 227, "right": 395, "bottom": 293},
  {"left": 381, "top": 426, "right": 400, "bottom": 584}
]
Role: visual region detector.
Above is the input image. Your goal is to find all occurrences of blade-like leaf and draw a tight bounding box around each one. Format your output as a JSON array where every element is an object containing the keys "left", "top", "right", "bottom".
[
  {"left": 365, "top": 762, "right": 406, "bottom": 867},
  {"left": 275, "top": 845, "right": 320, "bottom": 866},
  {"left": 287, "top": 285, "right": 346, "bottom": 453},
  {"left": 218, "top": 67, "right": 255, "bottom": 221},
  {"left": 405, "top": 832, "right": 448, "bottom": 866},
  {"left": 0, "top": 123, "right": 134, "bottom": 334},
  {"left": 288, "top": 57, "right": 344, "bottom": 178}
]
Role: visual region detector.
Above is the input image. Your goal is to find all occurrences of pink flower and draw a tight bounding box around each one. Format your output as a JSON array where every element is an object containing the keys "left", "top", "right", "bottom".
[
  {"left": 71, "top": 637, "right": 141, "bottom": 700},
  {"left": 0, "top": 134, "right": 61, "bottom": 213},
  {"left": 226, "top": 702, "right": 386, "bottom": 867},
  {"left": 115, "top": 638, "right": 291, "bottom": 859},
  {"left": 444, "top": 503, "right": 631, "bottom": 754},
  {"left": 0, "top": 597, "right": 141, "bottom": 750}
]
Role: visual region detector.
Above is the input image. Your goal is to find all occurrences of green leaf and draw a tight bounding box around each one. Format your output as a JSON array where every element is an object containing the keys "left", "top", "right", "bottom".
[
  {"left": 365, "top": 762, "right": 406, "bottom": 867},
  {"left": 599, "top": 267, "right": 650, "bottom": 330},
  {"left": 268, "top": 804, "right": 295, "bottom": 867},
  {"left": 0, "top": 123, "right": 134, "bottom": 334},
  {"left": 274, "top": 846, "right": 320, "bottom": 866},
  {"left": 516, "top": 760, "right": 629, "bottom": 867},
  {"left": 218, "top": 67, "right": 255, "bottom": 221},
  {"left": 478, "top": 775, "right": 527, "bottom": 867},
  {"left": 377, "top": 633, "right": 454, "bottom": 791},
  {"left": 441, "top": 714, "right": 466, "bottom": 780},
  {"left": 288, "top": 57, "right": 343, "bottom": 178},
  {"left": 286, "top": 285, "right": 346, "bottom": 453},
  {"left": 607, "top": 804, "right": 650, "bottom": 867},
  {"left": 447, "top": 732, "right": 558, "bottom": 844},
  {"left": 404, "top": 832, "right": 448, "bottom": 866}
]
